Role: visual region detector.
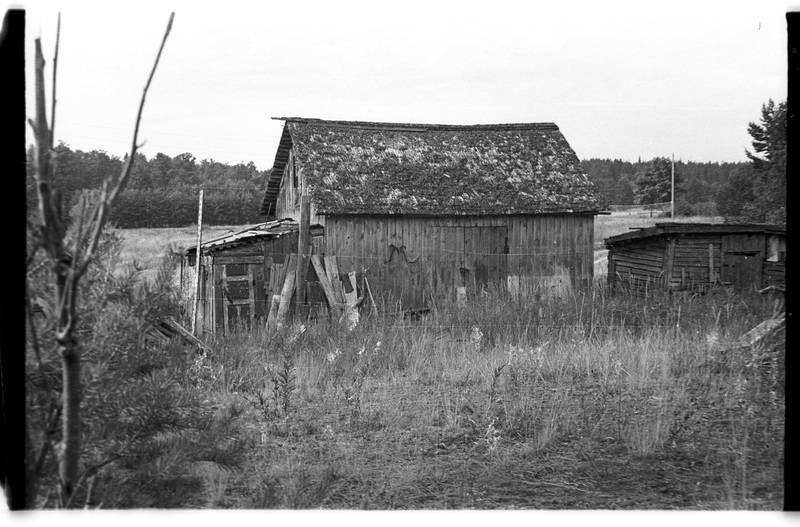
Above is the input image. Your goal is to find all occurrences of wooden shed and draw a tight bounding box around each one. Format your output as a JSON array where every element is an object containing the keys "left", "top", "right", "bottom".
[
  {"left": 181, "top": 219, "right": 323, "bottom": 335},
  {"left": 260, "top": 118, "right": 601, "bottom": 311},
  {"left": 605, "top": 223, "right": 786, "bottom": 295}
]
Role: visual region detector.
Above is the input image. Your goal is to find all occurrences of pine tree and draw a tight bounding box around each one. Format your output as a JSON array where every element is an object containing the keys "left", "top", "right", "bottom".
[
  {"left": 632, "top": 157, "right": 679, "bottom": 205},
  {"left": 743, "top": 99, "right": 786, "bottom": 225}
]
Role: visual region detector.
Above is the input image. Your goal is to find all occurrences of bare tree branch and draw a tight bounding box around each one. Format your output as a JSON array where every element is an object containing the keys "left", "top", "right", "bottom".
[
  {"left": 26, "top": 13, "right": 176, "bottom": 506},
  {"left": 24, "top": 282, "right": 49, "bottom": 392},
  {"left": 70, "top": 193, "right": 88, "bottom": 282},
  {"left": 50, "top": 13, "right": 61, "bottom": 149},
  {"left": 31, "top": 39, "right": 64, "bottom": 257}
]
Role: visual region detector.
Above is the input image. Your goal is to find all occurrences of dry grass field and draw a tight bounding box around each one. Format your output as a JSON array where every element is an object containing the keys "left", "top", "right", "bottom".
[
  {"left": 107, "top": 211, "right": 783, "bottom": 509},
  {"left": 191, "top": 287, "right": 783, "bottom": 509},
  {"left": 115, "top": 224, "right": 245, "bottom": 281}
]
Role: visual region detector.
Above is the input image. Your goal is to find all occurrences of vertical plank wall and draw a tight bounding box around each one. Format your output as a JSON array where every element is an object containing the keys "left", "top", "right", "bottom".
[
  {"left": 323, "top": 213, "right": 595, "bottom": 310},
  {"left": 720, "top": 233, "right": 765, "bottom": 293}
]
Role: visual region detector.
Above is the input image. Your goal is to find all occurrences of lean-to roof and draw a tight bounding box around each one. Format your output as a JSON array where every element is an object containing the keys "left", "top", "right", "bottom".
[{"left": 605, "top": 222, "right": 785, "bottom": 247}]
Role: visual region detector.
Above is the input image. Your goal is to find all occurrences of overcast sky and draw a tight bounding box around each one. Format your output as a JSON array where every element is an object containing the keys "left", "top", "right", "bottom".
[{"left": 17, "top": 0, "right": 790, "bottom": 171}]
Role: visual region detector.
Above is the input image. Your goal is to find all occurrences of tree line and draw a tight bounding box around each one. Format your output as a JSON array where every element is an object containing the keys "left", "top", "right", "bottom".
[
  {"left": 580, "top": 157, "right": 751, "bottom": 216},
  {"left": 581, "top": 99, "right": 786, "bottom": 226},
  {"left": 27, "top": 100, "right": 785, "bottom": 228},
  {"left": 26, "top": 143, "right": 270, "bottom": 228}
]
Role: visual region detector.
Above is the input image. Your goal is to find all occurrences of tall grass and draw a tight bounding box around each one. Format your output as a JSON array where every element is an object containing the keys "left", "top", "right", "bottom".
[
  {"left": 192, "top": 283, "right": 783, "bottom": 509},
  {"left": 109, "top": 214, "right": 779, "bottom": 508}
]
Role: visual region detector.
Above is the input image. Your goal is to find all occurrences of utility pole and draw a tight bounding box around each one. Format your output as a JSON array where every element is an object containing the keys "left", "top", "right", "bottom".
[
  {"left": 671, "top": 154, "right": 675, "bottom": 219},
  {"left": 192, "top": 189, "right": 204, "bottom": 335}
]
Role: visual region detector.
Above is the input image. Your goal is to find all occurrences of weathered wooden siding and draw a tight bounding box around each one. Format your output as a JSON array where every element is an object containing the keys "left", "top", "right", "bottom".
[
  {"left": 186, "top": 230, "right": 325, "bottom": 335},
  {"left": 275, "top": 148, "right": 326, "bottom": 225},
  {"left": 720, "top": 233, "right": 764, "bottom": 293},
  {"left": 763, "top": 261, "right": 785, "bottom": 288},
  {"left": 321, "top": 213, "right": 594, "bottom": 310},
  {"left": 607, "top": 239, "right": 669, "bottom": 295},
  {"left": 670, "top": 236, "right": 722, "bottom": 291},
  {"left": 611, "top": 236, "right": 724, "bottom": 294},
  {"left": 609, "top": 231, "right": 785, "bottom": 295}
]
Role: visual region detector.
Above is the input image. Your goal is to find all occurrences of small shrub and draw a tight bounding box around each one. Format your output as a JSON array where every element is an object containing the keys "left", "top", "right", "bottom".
[{"left": 26, "top": 224, "right": 247, "bottom": 508}]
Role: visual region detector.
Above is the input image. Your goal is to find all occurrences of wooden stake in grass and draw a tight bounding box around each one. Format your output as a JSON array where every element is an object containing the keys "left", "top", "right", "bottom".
[{"left": 364, "top": 275, "right": 378, "bottom": 317}]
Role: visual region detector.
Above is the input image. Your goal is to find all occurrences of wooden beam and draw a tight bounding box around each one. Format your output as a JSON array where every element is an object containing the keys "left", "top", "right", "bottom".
[
  {"left": 248, "top": 265, "right": 256, "bottom": 324},
  {"left": 364, "top": 275, "right": 378, "bottom": 316},
  {"left": 275, "top": 254, "right": 290, "bottom": 291},
  {"left": 164, "top": 317, "right": 213, "bottom": 354},
  {"left": 324, "top": 255, "right": 345, "bottom": 304},
  {"left": 663, "top": 238, "right": 675, "bottom": 288},
  {"left": 265, "top": 295, "right": 281, "bottom": 333},
  {"left": 708, "top": 243, "right": 714, "bottom": 283},
  {"left": 295, "top": 194, "right": 311, "bottom": 313},
  {"left": 276, "top": 254, "right": 298, "bottom": 329},
  {"left": 213, "top": 255, "right": 264, "bottom": 265},
  {"left": 310, "top": 255, "right": 341, "bottom": 314}
]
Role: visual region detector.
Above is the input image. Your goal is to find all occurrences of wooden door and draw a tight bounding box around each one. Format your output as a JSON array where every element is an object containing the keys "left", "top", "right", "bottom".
[
  {"left": 463, "top": 226, "right": 508, "bottom": 295},
  {"left": 721, "top": 234, "right": 763, "bottom": 293},
  {"left": 217, "top": 259, "right": 269, "bottom": 333},
  {"left": 428, "top": 225, "right": 508, "bottom": 300}
]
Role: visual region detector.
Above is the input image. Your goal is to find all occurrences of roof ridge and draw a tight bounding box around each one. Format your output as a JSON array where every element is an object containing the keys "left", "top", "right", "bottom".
[{"left": 271, "top": 117, "right": 559, "bottom": 131}]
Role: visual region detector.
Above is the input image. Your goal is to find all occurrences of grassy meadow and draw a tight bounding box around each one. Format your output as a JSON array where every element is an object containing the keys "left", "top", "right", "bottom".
[
  {"left": 115, "top": 224, "right": 246, "bottom": 282},
  {"left": 109, "top": 210, "right": 784, "bottom": 509}
]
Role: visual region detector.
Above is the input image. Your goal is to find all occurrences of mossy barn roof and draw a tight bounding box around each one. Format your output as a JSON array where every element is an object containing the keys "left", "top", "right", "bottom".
[{"left": 261, "top": 118, "right": 599, "bottom": 216}]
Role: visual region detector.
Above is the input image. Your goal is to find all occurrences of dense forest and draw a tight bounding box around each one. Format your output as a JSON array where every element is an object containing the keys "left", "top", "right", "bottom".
[
  {"left": 25, "top": 142, "right": 270, "bottom": 228},
  {"left": 579, "top": 157, "right": 751, "bottom": 215}
]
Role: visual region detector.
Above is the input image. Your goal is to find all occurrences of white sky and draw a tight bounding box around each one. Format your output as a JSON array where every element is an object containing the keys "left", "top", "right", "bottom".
[{"left": 15, "top": 0, "right": 791, "bottom": 171}]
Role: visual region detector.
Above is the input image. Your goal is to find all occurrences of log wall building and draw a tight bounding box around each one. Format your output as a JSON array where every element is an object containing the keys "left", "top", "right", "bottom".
[{"left": 605, "top": 223, "right": 786, "bottom": 295}]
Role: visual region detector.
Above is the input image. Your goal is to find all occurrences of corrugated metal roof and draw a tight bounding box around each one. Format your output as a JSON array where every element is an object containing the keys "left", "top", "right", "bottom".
[{"left": 183, "top": 219, "right": 322, "bottom": 254}]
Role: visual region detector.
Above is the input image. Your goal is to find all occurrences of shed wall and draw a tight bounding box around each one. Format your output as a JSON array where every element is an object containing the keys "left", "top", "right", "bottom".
[
  {"left": 670, "top": 236, "right": 722, "bottom": 291},
  {"left": 607, "top": 239, "right": 669, "bottom": 295},
  {"left": 185, "top": 231, "right": 308, "bottom": 335},
  {"left": 610, "top": 235, "right": 725, "bottom": 294},
  {"left": 608, "top": 231, "right": 785, "bottom": 294},
  {"left": 763, "top": 262, "right": 785, "bottom": 288},
  {"left": 321, "top": 213, "right": 594, "bottom": 310}
]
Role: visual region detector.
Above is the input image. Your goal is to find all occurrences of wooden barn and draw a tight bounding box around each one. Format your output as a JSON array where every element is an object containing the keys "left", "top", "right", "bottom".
[
  {"left": 181, "top": 219, "right": 323, "bottom": 335},
  {"left": 605, "top": 223, "right": 786, "bottom": 295},
  {"left": 260, "top": 118, "right": 601, "bottom": 311}
]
